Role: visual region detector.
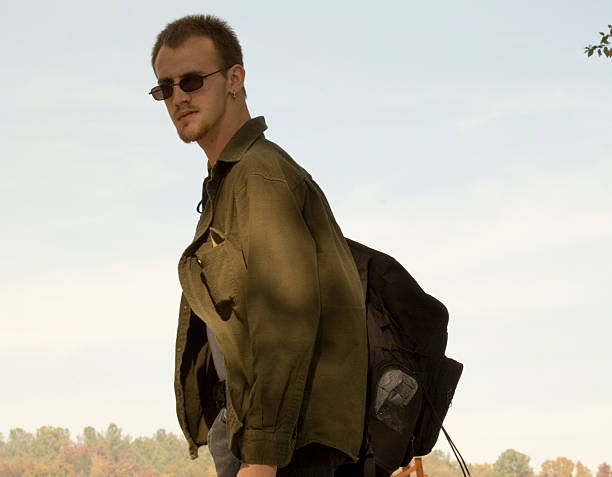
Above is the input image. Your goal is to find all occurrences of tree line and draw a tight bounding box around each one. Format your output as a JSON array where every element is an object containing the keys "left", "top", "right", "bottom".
[
  {"left": 1, "top": 425, "right": 610, "bottom": 477},
  {"left": 0, "top": 424, "right": 213, "bottom": 477},
  {"left": 424, "top": 449, "right": 611, "bottom": 477}
]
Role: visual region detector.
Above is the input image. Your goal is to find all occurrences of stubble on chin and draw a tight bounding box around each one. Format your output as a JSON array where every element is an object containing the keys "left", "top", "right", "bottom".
[{"left": 176, "top": 121, "right": 208, "bottom": 144}]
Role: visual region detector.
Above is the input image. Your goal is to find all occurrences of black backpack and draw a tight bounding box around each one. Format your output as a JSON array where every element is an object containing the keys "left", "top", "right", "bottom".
[{"left": 338, "top": 238, "right": 464, "bottom": 477}]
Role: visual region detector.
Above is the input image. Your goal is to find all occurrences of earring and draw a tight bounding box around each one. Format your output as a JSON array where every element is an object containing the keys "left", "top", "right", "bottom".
[{"left": 231, "top": 91, "right": 237, "bottom": 99}]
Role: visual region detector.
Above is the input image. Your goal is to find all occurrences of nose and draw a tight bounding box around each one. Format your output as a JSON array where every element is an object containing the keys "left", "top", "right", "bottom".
[{"left": 171, "top": 84, "right": 192, "bottom": 105}]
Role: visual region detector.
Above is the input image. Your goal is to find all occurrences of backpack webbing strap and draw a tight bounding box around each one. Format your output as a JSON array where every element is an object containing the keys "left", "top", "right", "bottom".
[{"left": 423, "top": 390, "right": 470, "bottom": 477}]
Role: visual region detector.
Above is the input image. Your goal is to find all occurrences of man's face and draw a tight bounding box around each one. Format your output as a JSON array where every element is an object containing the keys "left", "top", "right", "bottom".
[{"left": 154, "top": 35, "right": 229, "bottom": 144}]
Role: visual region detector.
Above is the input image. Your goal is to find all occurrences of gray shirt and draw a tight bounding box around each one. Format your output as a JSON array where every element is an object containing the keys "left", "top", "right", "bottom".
[{"left": 206, "top": 323, "right": 226, "bottom": 381}]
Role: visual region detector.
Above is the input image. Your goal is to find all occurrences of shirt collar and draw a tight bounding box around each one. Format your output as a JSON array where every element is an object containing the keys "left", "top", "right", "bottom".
[{"left": 207, "top": 116, "right": 267, "bottom": 173}]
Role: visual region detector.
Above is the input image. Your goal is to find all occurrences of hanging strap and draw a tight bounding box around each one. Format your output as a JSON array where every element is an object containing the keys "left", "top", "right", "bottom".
[
  {"left": 362, "top": 441, "right": 377, "bottom": 477},
  {"left": 422, "top": 389, "right": 470, "bottom": 477}
]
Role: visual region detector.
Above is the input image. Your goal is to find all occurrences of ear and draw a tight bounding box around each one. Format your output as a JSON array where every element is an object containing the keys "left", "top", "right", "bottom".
[{"left": 227, "top": 64, "right": 246, "bottom": 95}]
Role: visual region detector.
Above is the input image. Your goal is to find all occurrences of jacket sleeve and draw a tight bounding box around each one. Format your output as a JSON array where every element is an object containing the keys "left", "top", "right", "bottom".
[{"left": 233, "top": 171, "right": 320, "bottom": 466}]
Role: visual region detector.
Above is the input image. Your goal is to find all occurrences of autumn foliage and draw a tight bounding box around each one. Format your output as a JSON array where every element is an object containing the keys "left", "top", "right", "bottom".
[
  {"left": 0, "top": 426, "right": 609, "bottom": 477},
  {"left": 420, "top": 450, "right": 607, "bottom": 477},
  {"left": 0, "top": 424, "right": 214, "bottom": 477}
]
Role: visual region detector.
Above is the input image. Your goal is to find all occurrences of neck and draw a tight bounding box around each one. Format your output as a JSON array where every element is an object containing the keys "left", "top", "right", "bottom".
[{"left": 198, "top": 101, "right": 251, "bottom": 169}]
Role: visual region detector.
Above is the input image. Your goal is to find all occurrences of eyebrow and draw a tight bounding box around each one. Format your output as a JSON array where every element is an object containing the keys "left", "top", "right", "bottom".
[{"left": 157, "top": 70, "right": 206, "bottom": 85}]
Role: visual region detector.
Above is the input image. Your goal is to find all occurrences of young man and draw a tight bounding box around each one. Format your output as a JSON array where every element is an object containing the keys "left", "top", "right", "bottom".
[{"left": 150, "top": 15, "right": 368, "bottom": 477}]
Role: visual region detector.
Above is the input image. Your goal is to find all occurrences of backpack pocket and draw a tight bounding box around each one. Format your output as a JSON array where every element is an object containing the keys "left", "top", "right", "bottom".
[
  {"left": 367, "top": 357, "right": 423, "bottom": 473},
  {"left": 412, "top": 356, "right": 463, "bottom": 456},
  {"left": 373, "top": 366, "right": 419, "bottom": 434}
]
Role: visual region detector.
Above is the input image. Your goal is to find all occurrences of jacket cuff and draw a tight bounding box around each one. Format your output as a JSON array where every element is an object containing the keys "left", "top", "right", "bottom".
[{"left": 235, "top": 429, "right": 296, "bottom": 467}]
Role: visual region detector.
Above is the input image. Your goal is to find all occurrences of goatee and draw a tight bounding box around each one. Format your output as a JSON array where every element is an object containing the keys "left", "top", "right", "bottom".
[{"left": 177, "top": 124, "right": 208, "bottom": 144}]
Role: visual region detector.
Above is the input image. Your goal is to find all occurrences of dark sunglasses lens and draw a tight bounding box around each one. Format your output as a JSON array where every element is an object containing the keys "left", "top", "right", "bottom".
[
  {"left": 180, "top": 75, "right": 204, "bottom": 93},
  {"left": 150, "top": 85, "right": 171, "bottom": 101}
]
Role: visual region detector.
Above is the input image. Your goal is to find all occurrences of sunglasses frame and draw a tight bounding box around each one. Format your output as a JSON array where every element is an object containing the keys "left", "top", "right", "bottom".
[{"left": 149, "top": 66, "right": 232, "bottom": 101}]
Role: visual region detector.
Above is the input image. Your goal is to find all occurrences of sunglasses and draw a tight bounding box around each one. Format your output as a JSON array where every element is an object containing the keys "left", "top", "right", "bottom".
[{"left": 149, "top": 66, "right": 231, "bottom": 101}]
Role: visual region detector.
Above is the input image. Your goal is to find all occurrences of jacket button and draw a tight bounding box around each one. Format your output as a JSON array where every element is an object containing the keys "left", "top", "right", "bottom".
[{"left": 182, "top": 305, "right": 188, "bottom": 311}]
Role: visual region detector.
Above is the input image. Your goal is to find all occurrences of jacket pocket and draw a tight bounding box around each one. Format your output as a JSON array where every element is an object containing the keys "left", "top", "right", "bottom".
[
  {"left": 209, "top": 226, "right": 225, "bottom": 248},
  {"left": 195, "top": 229, "right": 246, "bottom": 323}
]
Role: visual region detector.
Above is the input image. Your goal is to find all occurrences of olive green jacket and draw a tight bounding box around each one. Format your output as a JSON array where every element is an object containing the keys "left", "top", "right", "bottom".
[{"left": 175, "top": 116, "right": 368, "bottom": 467}]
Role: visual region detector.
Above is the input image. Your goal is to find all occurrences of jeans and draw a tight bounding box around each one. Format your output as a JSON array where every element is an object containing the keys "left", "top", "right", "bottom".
[{"left": 207, "top": 408, "right": 347, "bottom": 477}]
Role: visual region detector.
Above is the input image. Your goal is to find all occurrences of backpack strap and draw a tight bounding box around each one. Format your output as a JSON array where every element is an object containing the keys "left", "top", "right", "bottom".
[
  {"left": 362, "top": 441, "right": 377, "bottom": 477},
  {"left": 344, "top": 237, "right": 370, "bottom": 302}
]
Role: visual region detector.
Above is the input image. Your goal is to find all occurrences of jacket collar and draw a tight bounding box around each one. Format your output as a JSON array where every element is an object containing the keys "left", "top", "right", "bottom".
[{"left": 207, "top": 116, "right": 267, "bottom": 174}]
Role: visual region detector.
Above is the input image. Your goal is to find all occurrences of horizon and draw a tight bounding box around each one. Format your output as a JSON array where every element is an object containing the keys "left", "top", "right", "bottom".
[{"left": 1, "top": 0, "right": 611, "bottom": 472}]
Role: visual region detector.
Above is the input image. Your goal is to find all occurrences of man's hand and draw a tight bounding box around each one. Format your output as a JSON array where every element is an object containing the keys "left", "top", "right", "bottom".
[{"left": 236, "top": 463, "right": 278, "bottom": 477}]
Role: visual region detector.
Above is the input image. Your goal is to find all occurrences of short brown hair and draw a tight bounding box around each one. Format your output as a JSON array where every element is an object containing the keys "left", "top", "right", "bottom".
[{"left": 151, "top": 14, "right": 246, "bottom": 95}]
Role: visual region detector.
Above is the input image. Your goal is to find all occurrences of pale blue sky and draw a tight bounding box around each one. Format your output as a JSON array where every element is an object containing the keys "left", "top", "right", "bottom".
[{"left": 1, "top": 0, "right": 611, "bottom": 471}]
